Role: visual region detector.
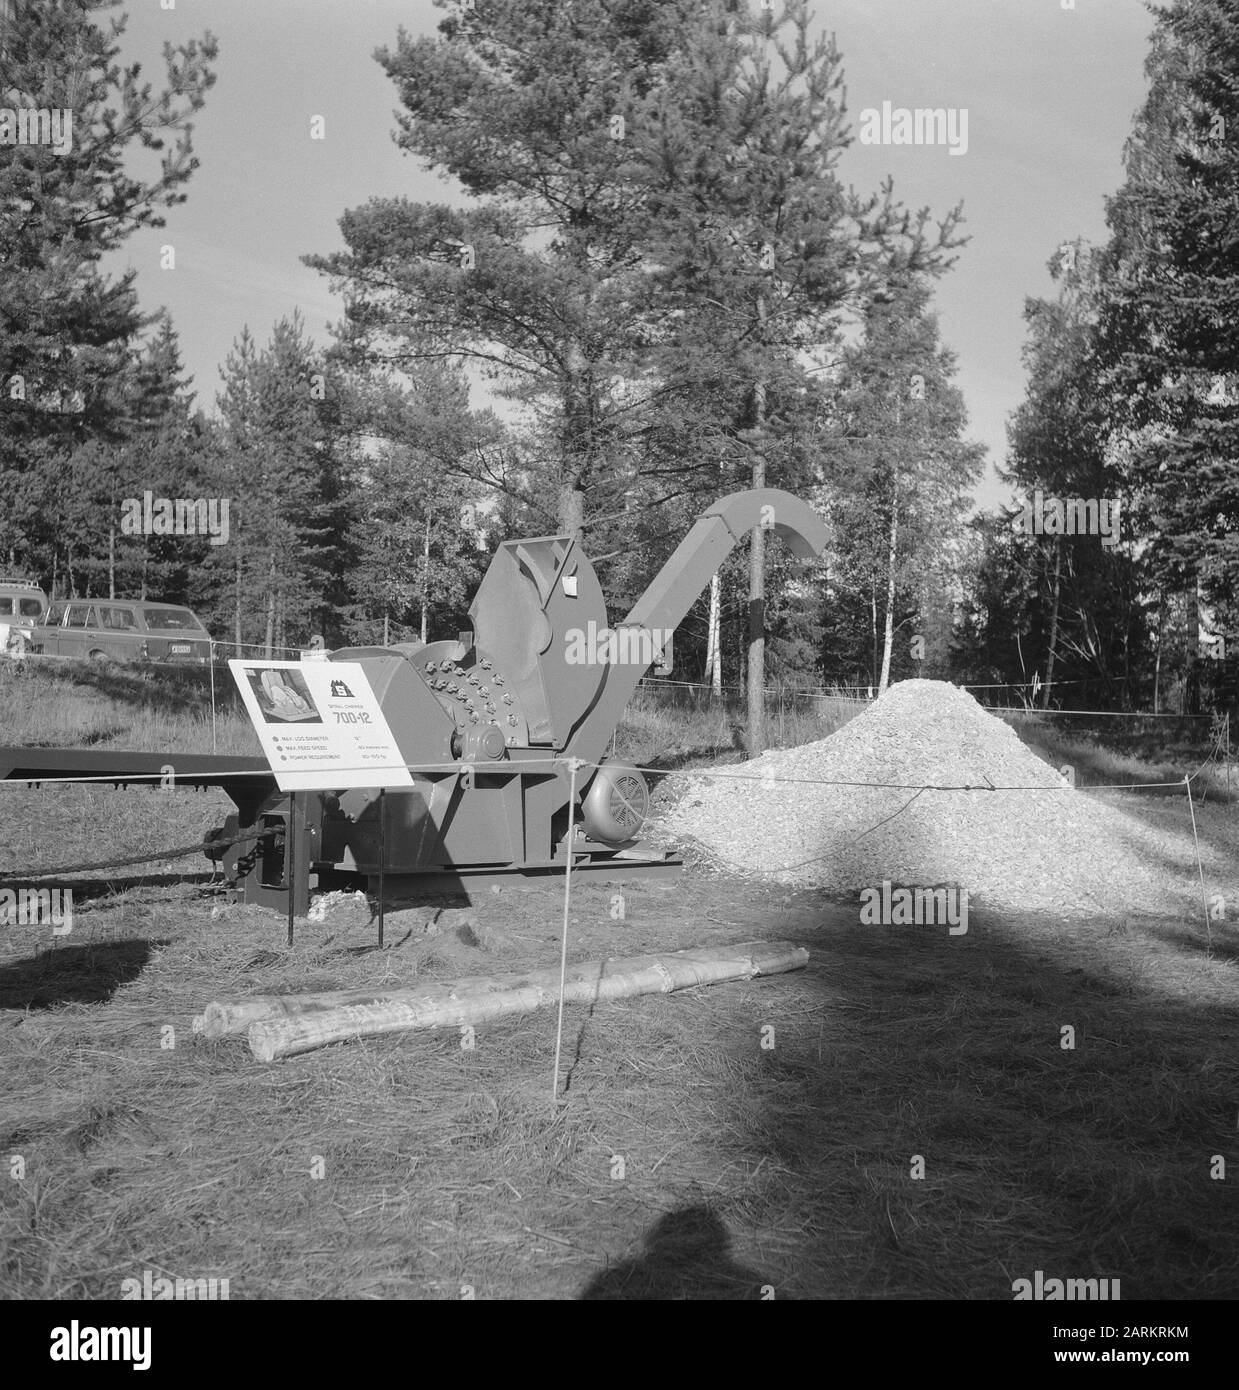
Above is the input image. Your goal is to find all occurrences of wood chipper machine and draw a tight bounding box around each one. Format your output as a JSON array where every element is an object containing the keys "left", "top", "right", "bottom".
[{"left": 0, "top": 490, "right": 826, "bottom": 913}]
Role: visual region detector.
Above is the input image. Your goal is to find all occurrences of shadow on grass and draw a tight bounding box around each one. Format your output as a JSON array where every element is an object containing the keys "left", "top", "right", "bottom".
[
  {"left": 1096, "top": 803, "right": 1239, "bottom": 893},
  {"left": 706, "top": 898, "right": 1239, "bottom": 1298},
  {"left": 1009, "top": 714, "right": 1232, "bottom": 800},
  {"left": 1136, "top": 917, "right": 1239, "bottom": 964},
  {"left": 0, "top": 938, "right": 160, "bottom": 1009},
  {"left": 580, "top": 1204, "right": 767, "bottom": 1300}
]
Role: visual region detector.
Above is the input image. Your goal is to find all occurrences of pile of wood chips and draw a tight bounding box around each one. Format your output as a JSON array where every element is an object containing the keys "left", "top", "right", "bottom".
[{"left": 662, "top": 679, "right": 1199, "bottom": 917}]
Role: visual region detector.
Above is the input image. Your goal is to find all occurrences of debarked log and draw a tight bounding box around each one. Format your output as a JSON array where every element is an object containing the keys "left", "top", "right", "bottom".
[{"left": 196, "top": 941, "right": 809, "bottom": 1061}]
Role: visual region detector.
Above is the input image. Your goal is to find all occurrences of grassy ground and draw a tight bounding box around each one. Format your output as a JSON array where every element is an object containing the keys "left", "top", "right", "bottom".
[
  {"left": 0, "top": 660, "right": 1236, "bottom": 1299},
  {"left": 1, "top": 879, "right": 1235, "bottom": 1300},
  {"left": 0, "top": 659, "right": 258, "bottom": 757}
]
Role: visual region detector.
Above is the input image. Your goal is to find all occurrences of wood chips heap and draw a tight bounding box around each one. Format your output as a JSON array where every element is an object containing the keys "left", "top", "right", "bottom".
[{"left": 662, "top": 679, "right": 1201, "bottom": 917}]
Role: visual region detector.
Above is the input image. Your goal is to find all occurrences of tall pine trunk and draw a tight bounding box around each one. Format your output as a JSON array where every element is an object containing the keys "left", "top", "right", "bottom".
[
  {"left": 870, "top": 584, "right": 879, "bottom": 691},
  {"left": 746, "top": 439, "right": 767, "bottom": 751},
  {"left": 878, "top": 486, "right": 898, "bottom": 695},
  {"left": 878, "top": 397, "right": 906, "bottom": 697},
  {"left": 1152, "top": 588, "right": 1163, "bottom": 715},
  {"left": 264, "top": 555, "right": 276, "bottom": 660},
  {"left": 559, "top": 337, "right": 589, "bottom": 539},
  {"left": 1042, "top": 537, "right": 1062, "bottom": 709},
  {"left": 234, "top": 552, "right": 243, "bottom": 659},
  {"left": 420, "top": 512, "right": 431, "bottom": 645},
  {"left": 108, "top": 526, "right": 115, "bottom": 600},
  {"left": 746, "top": 294, "right": 769, "bottom": 756}
]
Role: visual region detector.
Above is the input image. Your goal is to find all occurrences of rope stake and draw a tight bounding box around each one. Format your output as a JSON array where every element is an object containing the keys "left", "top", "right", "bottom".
[
  {"left": 1184, "top": 773, "right": 1213, "bottom": 956},
  {"left": 551, "top": 758, "right": 582, "bottom": 1106}
]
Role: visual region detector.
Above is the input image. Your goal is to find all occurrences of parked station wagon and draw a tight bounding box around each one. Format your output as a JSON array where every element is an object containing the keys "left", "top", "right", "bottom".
[{"left": 32, "top": 600, "right": 213, "bottom": 665}]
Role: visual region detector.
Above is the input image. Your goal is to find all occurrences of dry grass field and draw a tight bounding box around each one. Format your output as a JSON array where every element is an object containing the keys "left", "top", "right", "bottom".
[{"left": 1, "top": 659, "right": 1236, "bottom": 1299}]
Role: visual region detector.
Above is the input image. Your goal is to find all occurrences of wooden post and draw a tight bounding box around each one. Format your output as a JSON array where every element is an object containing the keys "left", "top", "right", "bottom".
[
  {"left": 552, "top": 759, "right": 579, "bottom": 1104},
  {"left": 1184, "top": 774, "right": 1212, "bottom": 955},
  {"left": 746, "top": 438, "right": 767, "bottom": 756},
  {"left": 209, "top": 645, "right": 218, "bottom": 754},
  {"left": 286, "top": 792, "right": 296, "bottom": 947},
  {"left": 377, "top": 788, "right": 386, "bottom": 948}
]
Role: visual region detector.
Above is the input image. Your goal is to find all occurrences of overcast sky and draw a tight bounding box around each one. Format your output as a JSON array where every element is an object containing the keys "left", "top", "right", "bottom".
[{"left": 105, "top": 0, "right": 1157, "bottom": 514}]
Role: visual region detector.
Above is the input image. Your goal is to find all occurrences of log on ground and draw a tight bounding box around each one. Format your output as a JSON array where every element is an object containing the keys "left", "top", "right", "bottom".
[{"left": 228, "top": 940, "right": 808, "bottom": 1062}]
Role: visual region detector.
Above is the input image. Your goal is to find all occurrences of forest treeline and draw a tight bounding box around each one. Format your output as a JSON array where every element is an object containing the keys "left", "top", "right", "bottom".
[{"left": 2, "top": 0, "right": 1236, "bottom": 721}]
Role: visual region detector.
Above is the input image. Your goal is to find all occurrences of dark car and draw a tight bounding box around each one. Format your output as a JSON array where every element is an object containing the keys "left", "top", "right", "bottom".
[{"left": 31, "top": 600, "right": 213, "bottom": 665}]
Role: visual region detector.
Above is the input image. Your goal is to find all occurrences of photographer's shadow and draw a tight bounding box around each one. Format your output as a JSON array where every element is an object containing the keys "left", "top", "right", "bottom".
[{"left": 580, "top": 1205, "right": 769, "bottom": 1300}]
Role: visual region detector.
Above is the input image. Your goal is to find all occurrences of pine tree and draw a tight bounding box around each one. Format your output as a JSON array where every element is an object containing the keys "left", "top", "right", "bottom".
[
  {"left": 0, "top": 0, "right": 216, "bottom": 572},
  {"left": 1095, "top": 0, "right": 1239, "bottom": 657},
  {"left": 342, "top": 365, "right": 490, "bottom": 646},
  {"left": 953, "top": 512, "right": 1041, "bottom": 693},
  {"left": 206, "top": 317, "right": 350, "bottom": 656},
  {"left": 305, "top": 0, "right": 700, "bottom": 539},
  {"left": 637, "top": 0, "right": 965, "bottom": 744},
  {"left": 820, "top": 278, "right": 983, "bottom": 694},
  {"left": 1006, "top": 244, "right": 1152, "bottom": 709}
]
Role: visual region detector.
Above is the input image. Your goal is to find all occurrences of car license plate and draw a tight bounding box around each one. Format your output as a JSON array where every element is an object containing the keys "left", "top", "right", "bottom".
[{"left": 170, "top": 643, "right": 191, "bottom": 654}]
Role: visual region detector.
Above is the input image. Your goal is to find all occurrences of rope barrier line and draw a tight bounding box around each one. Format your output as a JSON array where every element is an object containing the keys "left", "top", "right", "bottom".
[
  {"left": 0, "top": 826, "right": 268, "bottom": 883},
  {"left": 204, "top": 636, "right": 311, "bottom": 656},
  {"left": 0, "top": 731, "right": 1229, "bottom": 796},
  {"left": 0, "top": 730, "right": 1229, "bottom": 899},
  {"left": 971, "top": 706, "right": 1215, "bottom": 720},
  {"left": 638, "top": 677, "right": 1095, "bottom": 695},
  {"left": 627, "top": 764, "right": 1209, "bottom": 794}
]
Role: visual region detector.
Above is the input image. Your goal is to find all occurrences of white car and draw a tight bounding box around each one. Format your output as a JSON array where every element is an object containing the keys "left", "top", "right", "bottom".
[{"left": 0, "top": 579, "right": 49, "bottom": 659}]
